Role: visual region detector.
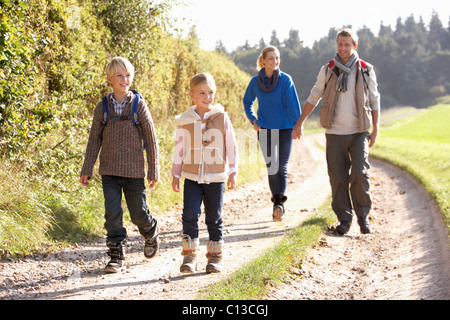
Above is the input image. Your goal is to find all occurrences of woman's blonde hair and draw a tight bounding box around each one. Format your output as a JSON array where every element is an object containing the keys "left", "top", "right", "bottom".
[
  {"left": 256, "top": 46, "right": 280, "bottom": 71},
  {"left": 189, "top": 73, "right": 216, "bottom": 91},
  {"left": 105, "top": 57, "right": 135, "bottom": 78}
]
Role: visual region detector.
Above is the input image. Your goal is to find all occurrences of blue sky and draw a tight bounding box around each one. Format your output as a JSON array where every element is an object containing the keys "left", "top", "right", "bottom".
[{"left": 171, "top": 0, "right": 450, "bottom": 51}]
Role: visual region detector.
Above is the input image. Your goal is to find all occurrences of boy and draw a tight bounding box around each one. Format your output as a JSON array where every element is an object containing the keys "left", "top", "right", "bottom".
[{"left": 80, "top": 57, "right": 160, "bottom": 273}]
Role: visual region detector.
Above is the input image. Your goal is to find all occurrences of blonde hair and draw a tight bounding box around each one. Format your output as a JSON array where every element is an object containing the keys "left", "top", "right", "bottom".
[
  {"left": 189, "top": 73, "right": 216, "bottom": 91},
  {"left": 257, "top": 46, "right": 280, "bottom": 71},
  {"left": 105, "top": 57, "right": 135, "bottom": 78},
  {"left": 337, "top": 28, "right": 359, "bottom": 46}
]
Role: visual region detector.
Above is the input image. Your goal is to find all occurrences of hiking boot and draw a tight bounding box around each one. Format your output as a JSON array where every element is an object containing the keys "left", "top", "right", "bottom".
[
  {"left": 144, "top": 221, "right": 160, "bottom": 259},
  {"left": 272, "top": 194, "right": 287, "bottom": 221},
  {"left": 105, "top": 241, "right": 126, "bottom": 273},
  {"left": 358, "top": 216, "right": 371, "bottom": 234},
  {"left": 180, "top": 235, "right": 199, "bottom": 274},
  {"left": 206, "top": 240, "right": 224, "bottom": 274},
  {"left": 335, "top": 221, "right": 351, "bottom": 235}
]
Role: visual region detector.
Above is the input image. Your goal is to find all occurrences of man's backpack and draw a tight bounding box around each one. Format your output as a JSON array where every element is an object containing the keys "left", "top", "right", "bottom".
[{"left": 98, "top": 89, "right": 146, "bottom": 151}]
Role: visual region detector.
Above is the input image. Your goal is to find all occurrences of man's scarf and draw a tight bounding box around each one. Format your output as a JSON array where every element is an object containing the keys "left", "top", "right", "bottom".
[
  {"left": 257, "top": 67, "right": 280, "bottom": 92},
  {"left": 334, "top": 52, "right": 359, "bottom": 92}
]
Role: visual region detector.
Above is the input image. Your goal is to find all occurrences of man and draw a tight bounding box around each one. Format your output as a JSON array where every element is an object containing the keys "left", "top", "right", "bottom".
[{"left": 293, "top": 28, "right": 380, "bottom": 235}]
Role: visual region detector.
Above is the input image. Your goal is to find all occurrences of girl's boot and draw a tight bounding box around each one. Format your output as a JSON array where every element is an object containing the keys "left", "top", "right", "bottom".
[
  {"left": 206, "top": 240, "right": 224, "bottom": 274},
  {"left": 180, "top": 235, "right": 199, "bottom": 274}
]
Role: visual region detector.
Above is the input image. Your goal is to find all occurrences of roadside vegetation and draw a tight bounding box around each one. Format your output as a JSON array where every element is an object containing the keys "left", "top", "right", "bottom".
[{"left": 0, "top": 0, "right": 255, "bottom": 258}]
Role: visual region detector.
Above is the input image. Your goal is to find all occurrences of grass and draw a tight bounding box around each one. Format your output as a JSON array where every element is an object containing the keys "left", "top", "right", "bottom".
[
  {"left": 371, "top": 103, "right": 450, "bottom": 231},
  {"left": 199, "top": 199, "right": 335, "bottom": 300}
]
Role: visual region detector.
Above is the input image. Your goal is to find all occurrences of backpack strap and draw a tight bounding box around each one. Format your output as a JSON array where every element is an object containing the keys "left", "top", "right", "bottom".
[
  {"left": 97, "top": 91, "right": 146, "bottom": 152},
  {"left": 359, "top": 59, "right": 370, "bottom": 89},
  {"left": 324, "top": 59, "right": 336, "bottom": 90},
  {"left": 98, "top": 95, "right": 109, "bottom": 142},
  {"left": 130, "top": 89, "right": 146, "bottom": 152},
  {"left": 328, "top": 59, "right": 335, "bottom": 69}
]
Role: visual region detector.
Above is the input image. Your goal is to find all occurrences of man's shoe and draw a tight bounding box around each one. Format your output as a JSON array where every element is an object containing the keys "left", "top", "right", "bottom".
[
  {"left": 358, "top": 216, "right": 371, "bottom": 234},
  {"left": 144, "top": 222, "right": 160, "bottom": 259},
  {"left": 335, "top": 221, "right": 351, "bottom": 235}
]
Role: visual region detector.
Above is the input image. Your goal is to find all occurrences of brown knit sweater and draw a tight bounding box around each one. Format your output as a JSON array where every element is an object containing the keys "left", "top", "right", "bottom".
[{"left": 80, "top": 93, "right": 159, "bottom": 180}]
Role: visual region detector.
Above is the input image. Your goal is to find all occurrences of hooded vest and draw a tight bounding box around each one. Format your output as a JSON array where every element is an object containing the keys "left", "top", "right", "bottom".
[{"left": 175, "top": 106, "right": 227, "bottom": 183}]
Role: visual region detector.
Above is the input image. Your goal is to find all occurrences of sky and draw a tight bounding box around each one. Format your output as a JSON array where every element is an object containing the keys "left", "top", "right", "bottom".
[{"left": 170, "top": 0, "right": 450, "bottom": 51}]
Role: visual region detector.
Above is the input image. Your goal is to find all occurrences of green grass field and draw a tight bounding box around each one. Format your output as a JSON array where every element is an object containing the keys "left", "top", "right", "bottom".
[{"left": 371, "top": 103, "right": 450, "bottom": 231}]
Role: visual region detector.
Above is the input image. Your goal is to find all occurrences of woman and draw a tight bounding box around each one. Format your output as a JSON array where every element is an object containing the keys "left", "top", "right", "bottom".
[{"left": 243, "top": 46, "right": 302, "bottom": 221}]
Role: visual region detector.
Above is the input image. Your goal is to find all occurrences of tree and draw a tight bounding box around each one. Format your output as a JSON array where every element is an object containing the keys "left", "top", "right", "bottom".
[
  {"left": 284, "top": 29, "right": 303, "bottom": 51},
  {"left": 269, "top": 30, "right": 281, "bottom": 47}
]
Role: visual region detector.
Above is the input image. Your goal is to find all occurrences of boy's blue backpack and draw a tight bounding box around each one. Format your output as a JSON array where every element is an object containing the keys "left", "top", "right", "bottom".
[{"left": 98, "top": 89, "right": 146, "bottom": 151}]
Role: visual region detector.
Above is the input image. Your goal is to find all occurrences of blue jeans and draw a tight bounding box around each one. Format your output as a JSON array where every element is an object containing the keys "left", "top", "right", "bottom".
[
  {"left": 182, "top": 179, "right": 224, "bottom": 241},
  {"left": 102, "top": 175, "right": 157, "bottom": 243},
  {"left": 258, "top": 129, "right": 293, "bottom": 196}
]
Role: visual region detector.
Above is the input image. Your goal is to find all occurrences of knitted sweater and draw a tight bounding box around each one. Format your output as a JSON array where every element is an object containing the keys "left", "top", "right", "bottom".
[{"left": 80, "top": 92, "right": 159, "bottom": 180}]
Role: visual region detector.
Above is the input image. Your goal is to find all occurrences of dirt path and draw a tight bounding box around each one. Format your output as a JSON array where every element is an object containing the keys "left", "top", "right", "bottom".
[
  {"left": 268, "top": 158, "right": 450, "bottom": 300},
  {"left": 1, "top": 133, "right": 449, "bottom": 300}
]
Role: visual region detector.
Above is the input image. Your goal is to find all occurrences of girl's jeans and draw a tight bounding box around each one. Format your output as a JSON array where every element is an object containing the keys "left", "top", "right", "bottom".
[
  {"left": 102, "top": 175, "right": 157, "bottom": 243},
  {"left": 258, "top": 129, "right": 293, "bottom": 196},
  {"left": 182, "top": 179, "right": 224, "bottom": 241}
]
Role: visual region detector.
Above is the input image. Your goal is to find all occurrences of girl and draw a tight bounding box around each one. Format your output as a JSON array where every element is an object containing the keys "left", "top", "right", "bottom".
[
  {"left": 243, "top": 46, "right": 302, "bottom": 221},
  {"left": 171, "top": 73, "right": 238, "bottom": 273}
]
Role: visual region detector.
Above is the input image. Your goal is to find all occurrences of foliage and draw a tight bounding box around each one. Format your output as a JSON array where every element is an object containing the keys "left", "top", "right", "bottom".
[
  {"left": 0, "top": 0, "right": 254, "bottom": 258},
  {"left": 229, "top": 13, "right": 450, "bottom": 109}
]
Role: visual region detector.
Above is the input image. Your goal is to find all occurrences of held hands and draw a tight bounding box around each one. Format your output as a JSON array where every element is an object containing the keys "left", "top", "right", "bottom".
[
  {"left": 252, "top": 119, "right": 261, "bottom": 131},
  {"left": 292, "top": 122, "right": 303, "bottom": 140}
]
